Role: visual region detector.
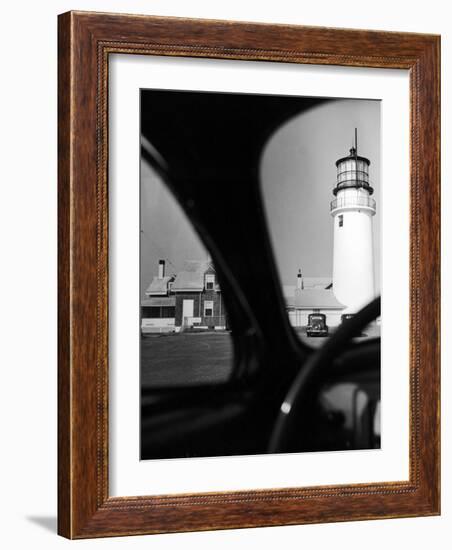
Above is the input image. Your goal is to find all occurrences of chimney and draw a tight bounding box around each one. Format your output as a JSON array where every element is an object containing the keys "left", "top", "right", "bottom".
[
  {"left": 158, "top": 259, "right": 165, "bottom": 279},
  {"left": 296, "top": 268, "right": 304, "bottom": 290}
]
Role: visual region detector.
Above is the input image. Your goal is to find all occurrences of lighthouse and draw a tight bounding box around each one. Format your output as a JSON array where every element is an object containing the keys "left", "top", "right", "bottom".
[{"left": 331, "top": 130, "right": 376, "bottom": 313}]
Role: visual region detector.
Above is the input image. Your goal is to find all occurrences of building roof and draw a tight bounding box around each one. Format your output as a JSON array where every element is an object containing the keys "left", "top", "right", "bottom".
[
  {"left": 282, "top": 277, "right": 332, "bottom": 299},
  {"left": 172, "top": 260, "right": 214, "bottom": 292},
  {"left": 141, "top": 296, "right": 176, "bottom": 307},
  {"left": 285, "top": 288, "right": 344, "bottom": 310},
  {"left": 145, "top": 275, "right": 173, "bottom": 296}
]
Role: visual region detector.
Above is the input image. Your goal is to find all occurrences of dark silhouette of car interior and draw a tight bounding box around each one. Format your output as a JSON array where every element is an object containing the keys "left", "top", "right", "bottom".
[{"left": 140, "top": 90, "right": 381, "bottom": 460}]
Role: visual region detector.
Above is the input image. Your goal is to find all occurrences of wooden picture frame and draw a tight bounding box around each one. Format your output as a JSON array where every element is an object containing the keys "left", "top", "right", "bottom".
[{"left": 58, "top": 11, "right": 440, "bottom": 539}]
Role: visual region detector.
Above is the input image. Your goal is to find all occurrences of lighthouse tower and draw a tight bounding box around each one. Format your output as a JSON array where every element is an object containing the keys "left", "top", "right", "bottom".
[{"left": 331, "top": 130, "right": 376, "bottom": 313}]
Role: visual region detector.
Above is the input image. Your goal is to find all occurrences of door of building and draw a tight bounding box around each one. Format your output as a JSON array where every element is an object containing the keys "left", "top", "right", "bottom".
[{"left": 182, "top": 299, "right": 194, "bottom": 326}]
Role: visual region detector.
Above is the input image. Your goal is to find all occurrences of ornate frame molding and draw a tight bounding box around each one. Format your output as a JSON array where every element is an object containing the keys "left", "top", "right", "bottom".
[{"left": 58, "top": 11, "right": 440, "bottom": 538}]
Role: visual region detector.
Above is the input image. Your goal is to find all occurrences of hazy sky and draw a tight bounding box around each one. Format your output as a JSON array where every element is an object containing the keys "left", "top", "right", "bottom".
[
  {"left": 140, "top": 160, "right": 207, "bottom": 296},
  {"left": 140, "top": 97, "right": 381, "bottom": 298}
]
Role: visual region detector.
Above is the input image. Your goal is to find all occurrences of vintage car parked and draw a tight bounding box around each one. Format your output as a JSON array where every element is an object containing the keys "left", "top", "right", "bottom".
[
  {"left": 341, "top": 313, "right": 355, "bottom": 323},
  {"left": 306, "top": 313, "right": 329, "bottom": 337}
]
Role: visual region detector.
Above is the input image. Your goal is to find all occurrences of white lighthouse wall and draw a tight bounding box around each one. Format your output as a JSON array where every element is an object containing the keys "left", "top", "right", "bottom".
[{"left": 332, "top": 208, "right": 375, "bottom": 312}]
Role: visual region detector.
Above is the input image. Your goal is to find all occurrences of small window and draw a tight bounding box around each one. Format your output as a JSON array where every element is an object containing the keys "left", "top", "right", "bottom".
[
  {"left": 204, "top": 300, "right": 214, "bottom": 316},
  {"left": 339, "top": 214, "right": 344, "bottom": 227},
  {"left": 205, "top": 273, "right": 215, "bottom": 290},
  {"left": 161, "top": 306, "right": 175, "bottom": 318},
  {"left": 143, "top": 306, "right": 162, "bottom": 318}
]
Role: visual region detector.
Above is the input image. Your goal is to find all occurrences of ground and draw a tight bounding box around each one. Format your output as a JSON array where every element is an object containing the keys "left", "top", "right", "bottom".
[
  {"left": 141, "top": 331, "right": 234, "bottom": 388},
  {"left": 296, "top": 322, "right": 381, "bottom": 348},
  {"left": 141, "top": 324, "right": 380, "bottom": 388}
]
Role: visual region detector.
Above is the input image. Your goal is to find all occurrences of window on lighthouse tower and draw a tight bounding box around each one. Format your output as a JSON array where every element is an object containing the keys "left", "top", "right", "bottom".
[{"left": 339, "top": 214, "right": 344, "bottom": 227}]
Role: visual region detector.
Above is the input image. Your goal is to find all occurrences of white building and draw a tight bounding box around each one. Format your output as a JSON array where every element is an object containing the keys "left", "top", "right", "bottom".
[{"left": 284, "top": 274, "right": 345, "bottom": 328}]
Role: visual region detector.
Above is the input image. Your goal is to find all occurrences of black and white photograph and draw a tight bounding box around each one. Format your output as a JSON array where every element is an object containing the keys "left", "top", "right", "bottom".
[{"left": 140, "top": 90, "right": 381, "bottom": 460}]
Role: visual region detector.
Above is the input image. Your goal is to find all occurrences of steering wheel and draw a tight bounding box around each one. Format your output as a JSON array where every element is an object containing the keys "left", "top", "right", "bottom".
[{"left": 268, "top": 296, "right": 381, "bottom": 453}]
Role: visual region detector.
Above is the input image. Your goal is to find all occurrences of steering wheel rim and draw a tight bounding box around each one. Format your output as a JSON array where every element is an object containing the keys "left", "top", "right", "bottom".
[{"left": 268, "top": 296, "right": 381, "bottom": 454}]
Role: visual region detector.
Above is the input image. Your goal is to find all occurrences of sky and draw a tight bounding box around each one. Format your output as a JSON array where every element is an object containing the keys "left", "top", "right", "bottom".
[{"left": 140, "top": 97, "right": 381, "bottom": 298}]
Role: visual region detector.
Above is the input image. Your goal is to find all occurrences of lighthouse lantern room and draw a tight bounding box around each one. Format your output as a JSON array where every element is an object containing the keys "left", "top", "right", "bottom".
[{"left": 330, "top": 130, "right": 376, "bottom": 313}]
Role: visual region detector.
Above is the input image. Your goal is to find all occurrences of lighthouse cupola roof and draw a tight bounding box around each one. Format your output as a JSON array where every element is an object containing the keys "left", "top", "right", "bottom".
[{"left": 333, "top": 129, "right": 374, "bottom": 197}]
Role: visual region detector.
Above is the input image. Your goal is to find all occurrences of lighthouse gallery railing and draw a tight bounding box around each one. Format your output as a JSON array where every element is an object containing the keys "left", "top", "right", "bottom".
[{"left": 330, "top": 196, "right": 376, "bottom": 211}]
